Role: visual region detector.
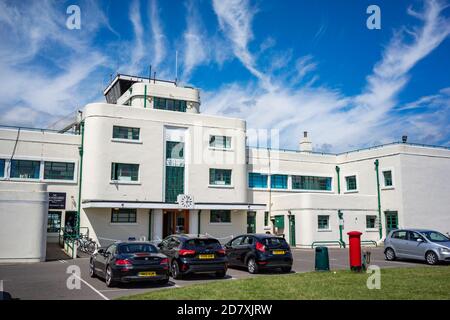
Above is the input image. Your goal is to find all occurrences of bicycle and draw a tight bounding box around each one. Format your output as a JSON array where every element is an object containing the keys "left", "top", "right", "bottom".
[{"left": 75, "top": 234, "right": 98, "bottom": 254}]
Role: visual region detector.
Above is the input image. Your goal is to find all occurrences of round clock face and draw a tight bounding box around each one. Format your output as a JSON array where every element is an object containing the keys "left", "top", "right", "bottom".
[{"left": 179, "top": 195, "right": 194, "bottom": 208}]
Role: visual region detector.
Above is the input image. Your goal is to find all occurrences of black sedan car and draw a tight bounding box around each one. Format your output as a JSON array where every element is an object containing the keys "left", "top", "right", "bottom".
[
  {"left": 158, "top": 234, "right": 228, "bottom": 279},
  {"left": 89, "top": 241, "right": 170, "bottom": 287},
  {"left": 225, "top": 234, "right": 293, "bottom": 274}
]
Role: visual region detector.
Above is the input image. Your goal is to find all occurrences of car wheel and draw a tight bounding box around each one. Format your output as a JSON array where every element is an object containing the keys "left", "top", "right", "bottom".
[
  {"left": 171, "top": 261, "right": 182, "bottom": 280},
  {"left": 105, "top": 265, "right": 116, "bottom": 287},
  {"left": 385, "top": 248, "right": 396, "bottom": 261},
  {"left": 89, "top": 260, "right": 96, "bottom": 278},
  {"left": 215, "top": 270, "right": 226, "bottom": 278},
  {"left": 281, "top": 266, "right": 292, "bottom": 273},
  {"left": 425, "top": 251, "right": 439, "bottom": 265},
  {"left": 247, "top": 258, "right": 258, "bottom": 274}
]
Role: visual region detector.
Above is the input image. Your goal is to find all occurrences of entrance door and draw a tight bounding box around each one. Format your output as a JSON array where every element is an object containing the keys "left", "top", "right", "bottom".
[
  {"left": 247, "top": 211, "right": 256, "bottom": 233},
  {"left": 288, "top": 215, "right": 296, "bottom": 246},
  {"left": 163, "top": 210, "right": 189, "bottom": 238},
  {"left": 385, "top": 211, "right": 398, "bottom": 234},
  {"left": 64, "top": 211, "right": 77, "bottom": 235}
]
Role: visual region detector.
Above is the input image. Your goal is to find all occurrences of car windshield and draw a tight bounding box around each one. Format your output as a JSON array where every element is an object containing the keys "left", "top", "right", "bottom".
[
  {"left": 184, "top": 239, "right": 222, "bottom": 249},
  {"left": 421, "top": 231, "right": 450, "bottom": 243},
  {"left": 118, "top": 243, "right": 157, "bottom": 254},
  {"left": 263, "top": 237, "right": 288, "bottom": 247}
]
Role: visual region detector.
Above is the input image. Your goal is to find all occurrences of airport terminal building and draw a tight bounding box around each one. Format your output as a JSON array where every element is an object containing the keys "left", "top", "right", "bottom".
[{"left": 1, "top": 74, "right": 449, "bottom": 261}]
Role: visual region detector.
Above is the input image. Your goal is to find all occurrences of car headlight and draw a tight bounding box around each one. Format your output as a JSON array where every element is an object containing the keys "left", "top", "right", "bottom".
[{"left": 439, "top": 247, "right": 450, "bottom": 253}]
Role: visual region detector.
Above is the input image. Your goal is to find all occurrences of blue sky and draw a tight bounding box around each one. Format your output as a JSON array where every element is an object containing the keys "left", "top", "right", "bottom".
[{"left": 0, "top": 0, "right": 449, "bottom": 152}]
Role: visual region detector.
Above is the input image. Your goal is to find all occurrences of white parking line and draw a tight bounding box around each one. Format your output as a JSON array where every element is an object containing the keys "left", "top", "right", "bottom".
[{"left": 73, "top": 274, "right": 109, "bottom": 300}]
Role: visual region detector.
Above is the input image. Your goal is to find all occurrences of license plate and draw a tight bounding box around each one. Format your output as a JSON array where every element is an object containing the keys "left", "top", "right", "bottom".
[
  {"left": 273, "top": 250, "right": 285, "bottom": 255},
  {"left": 138, "top": 271, "right": 156, "bottom": 277},
  {"left": 198, "top": 254, "right": 215, "bottom": 259}
]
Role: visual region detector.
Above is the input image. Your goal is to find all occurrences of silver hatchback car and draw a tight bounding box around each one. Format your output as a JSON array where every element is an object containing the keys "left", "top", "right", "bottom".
[{"left": 384, "top": 229, "right": 450, "bottom": 265}]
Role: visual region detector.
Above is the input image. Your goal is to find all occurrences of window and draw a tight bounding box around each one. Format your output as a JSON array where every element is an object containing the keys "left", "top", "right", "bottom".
[
  {"left": 165, "top": 166, "right": 184, "bottom": 203},
  {"left": 113, "top": 126, "right": 140, "bottom": 140},
  {"left": 422, "top": 231, "right": 449, "bottom": 243},
  {"left": 392, "top": 230, "right": 407, "bottom": 240},
  {"left": 270, "top": 174, "right": 288, "bottom": 189},
  {"left": 0, "top": 159, "right": 4, "bottom": 178},
  {"left": 318, "top": 215, "right": 330, "bottom": 230},
  {"left": 111, "top": 163, "right": 139, "bottom": 181},
  {"left": 383, "top": 170, "right": 393, "bottom": 187},
  {"left": 248, "top": 173, "right": 268, "bottom": 188},
  {"left": 292, "top": 175, "right": 332, "bottom": 191},
  {"left": 10, "top": 160, "right": 40, "bottom": 179},
  {"left": 154, "top": 97, "right": 187, "bottom": 112},
  {"left": 166, "top": 141, "right": 184, "bottom": 160},
  {"left": 210, "top": 210, "right": 231, "bottom": 223},
  {"left": 209, "top": 135, "right": 231, "bottom": 149},
  {"left": 209, "top": 169, "right": 232, "bottom": 186},
  {"left": 345, "top": 175, "right": 357, "bottom": 191},
  {"left": 230, "top": 236, "right": 244, "bottom": 246},
  {"left": 44, "top": 162, "right": 75, "bottom": 181},
  {"left": 366, "top": 215, "right": 377, "bottom": 229},
  {"left": 242, "top": 236, "right": 254, "bottom": 245},
  {"left": 264, "top": 211, "right": 269, "bottom": 226},
  {"left": 408, "top": 231, "right": 425, "bottom": 242},
  {"left": 111, "top": 208, "right": 137, "bottom": 223},
  {"left": 47, "top": 211, "right": 61, "bottom": 233}
]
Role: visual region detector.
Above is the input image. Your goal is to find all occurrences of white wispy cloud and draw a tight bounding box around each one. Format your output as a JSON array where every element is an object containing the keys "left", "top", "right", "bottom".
[
  {"left": 149, "top": 0, "right": 167, "bottom": 73},
  {"left": 127, "top": 0, "right": 145, "bottom": 75}
]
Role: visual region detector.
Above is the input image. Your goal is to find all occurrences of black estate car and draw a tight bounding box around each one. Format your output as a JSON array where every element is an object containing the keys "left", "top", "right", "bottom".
[
  {"left": 225, "top": 234, "right": 293, "bottom": 274},
  {"left": 89, "top": 241, "right": 170, "bottom": 287},
  {"left": 158, "top": 234, "right": 228, "bottom": 279}
]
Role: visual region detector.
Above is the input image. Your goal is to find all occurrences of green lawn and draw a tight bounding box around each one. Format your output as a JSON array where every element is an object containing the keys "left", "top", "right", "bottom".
[{"left": 120, "top": 267, "right": 450, "bottom": 300}]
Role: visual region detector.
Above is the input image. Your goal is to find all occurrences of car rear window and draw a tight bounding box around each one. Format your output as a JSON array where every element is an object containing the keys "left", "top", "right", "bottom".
[
  {"left": 118, "top": 243, "right": 157, "bottom": 254},
  {"left": 263, "top": 237, "right": 288, "bottom": 247},
  {"left": 184, "top": 239, "right": 222, "bottom": 249}
]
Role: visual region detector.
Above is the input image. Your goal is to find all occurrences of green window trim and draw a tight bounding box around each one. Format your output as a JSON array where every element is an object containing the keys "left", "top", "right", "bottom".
[
  {"left": 111, "top": 208, "right": 137, "bottom": 223},
  {"left": 270, "top": 174, "right": 288, "bottom": 189},
  {"left": 166, "top": 141, "right": 184, "bottom": 160},
  {"left": 112, "top": 126, "right": 140, "bottom": 140},
  {"left": 154, "top": 97, "right": 187, "bottom": 112},
  {"left": 248, "top": 172, "right": 268, "bottom": 188},
  {"left": 264, "top": 211, "right": 269, "bottom": 226},
  {"left": 111, "top": 163, "right": 139, "bottom": 182},
  {"left": 366, "top": 215, "right": 377, "bottom": 229},
  {"left": 292, "top": 175, "right": 332, "bottom": 191},
  {"left": 0, "top": 159, "right": 5, "bottom": 178},
  {"left": 383, "top": 170, "right": 393, "bottom": 187},
  {"left": 209, "top": 135, "right": 231, "bottom": 149},
  {"left": 44, "top": 161, "right": 75, "bottom": 181},
  {"left": 209, "top": 168, "right": 232, "bottom": 186},
  {"left": 318, "top": 215, "right": 330, "bottom": 230},
  {"left": 210, "top": 210, "right": 231, "bottom": 223},
  {"left": 345, "top": 175, "right": 357, "bottom": 191},
  {"left": 165, "top": 166, "right": 184, "bottom": 203}
]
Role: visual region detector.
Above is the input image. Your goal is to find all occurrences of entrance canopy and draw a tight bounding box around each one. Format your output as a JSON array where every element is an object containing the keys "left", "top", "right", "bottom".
[{"left": 82, "top": 200, "right": 266, "bottom": 211}]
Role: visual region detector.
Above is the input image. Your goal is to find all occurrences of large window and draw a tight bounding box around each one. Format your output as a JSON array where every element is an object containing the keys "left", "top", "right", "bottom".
[
  {"left": 113, "top": 126, "right": 140, "bottom": 140},
  {"left": 345, "top": 175, "right": 357, "bottom": 191},
  {"left": 248, "top": 172, "right": 268, "bottom": 188},
  {"left": 366, "top": 215, "right": 377, "bottom": 229},
  {"left": 165, "top": 166, "right": 184, "bottom": 203},
  {"left": 264, "top": 211, "right": 269, "bottom": 226},
  {"left": 47, "top": 211, "right": 61, "bottom": 233},
  {"left": 318, "top": 215, "right": 330, "bottom": 230},
  {"left": 270, "top": 174, "right": 288, "bottom": 189},
  {"left": 111, "top": 163, "right": 139, "bottom": 182},
  {"left": 10, "top": 160, "right": 40, "bottom": 179},
  {"left": 154, "top": 97, "right": 187, "bottom": 112},
  {"left": 292, "top": 175, "right": 332, "bottom": 191},
  {"left": 210, "top": 210, "right": 231, "bottom": 223},
  {"left": 111, "top": 208, "right": 137, "bottom": 223},
  {"left": 0, "top": 159, "right": 4, "bottom": 178},
  {"left": 209, "top": 169, "right": 232, "bottom": 186},
  {"left": 166, "top": 141, "right": 184, "bottom": 160},
  {"left": 44, "top": 162, "right": 75, "bottom": 181},
  {"left": 209, "top": 135, "right": 231, "bottom": 149},
  {"left": 383, "top": 170, "right": 393, "bottom": 187}
]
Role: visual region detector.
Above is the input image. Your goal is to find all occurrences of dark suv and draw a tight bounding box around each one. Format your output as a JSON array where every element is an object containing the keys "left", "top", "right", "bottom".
[
  {"left": 225, "top": 234, "right": 293, "bottom": 274},
  {"left": 158, "top": 234, "right": 228, "bottom": 279}
]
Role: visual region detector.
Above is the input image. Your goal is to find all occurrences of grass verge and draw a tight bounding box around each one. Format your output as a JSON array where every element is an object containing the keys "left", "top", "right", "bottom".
[{"left": 119, "top": 266, "right": 450, "bottom": 300}]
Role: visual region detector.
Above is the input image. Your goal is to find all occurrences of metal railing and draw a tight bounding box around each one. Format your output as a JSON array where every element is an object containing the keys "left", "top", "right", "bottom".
[
  {"left": 361, "top": 240, "right": 378, "bottom": 247},
  {"left": 311, "top": 240, "right": 344, "bottom": 249}
]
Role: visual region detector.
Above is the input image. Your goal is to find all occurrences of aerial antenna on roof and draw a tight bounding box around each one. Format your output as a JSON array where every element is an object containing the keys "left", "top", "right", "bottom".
[
  {"left": 153, "top": 71, "right": 156, "bottom": 83},
  {"left": 148, "top": 65, "right": 152, "bottom": 81}
]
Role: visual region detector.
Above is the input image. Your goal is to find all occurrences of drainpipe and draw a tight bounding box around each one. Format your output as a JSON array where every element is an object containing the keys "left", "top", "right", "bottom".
[
  {"left": 197, "top": 210, "right": 201, "bottom": 237},
  {"left": 143, "top": 85, "right": 147, "bottom": 108},
  {"left": 336, "top": 166, "right": 345, "bottom": 247},
  {"left": 148, "top": 209, "right": 153, "bottom": 242},
  {"left": 76, "top": 121, "right": 85, "bottom": 236},
  {"left": 374, "top": 159, "right": 382, "bottom": 239}
]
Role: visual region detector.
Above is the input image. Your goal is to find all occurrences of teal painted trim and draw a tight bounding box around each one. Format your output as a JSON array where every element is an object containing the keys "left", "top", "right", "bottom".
[
  {"left": 374, "top": 159, "right": 382, "bottom": 239},
  {"left": 144, "top": 85, "right": 147, "bottom": 108},
  {"left": 76, "top": 121, "right": 85, "bottom": 236},
  {"left": 197, "top": 210, "right": 201, "bottom": 236}
]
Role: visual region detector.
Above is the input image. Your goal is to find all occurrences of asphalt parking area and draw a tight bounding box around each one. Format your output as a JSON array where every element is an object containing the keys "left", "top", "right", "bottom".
[{"left": 0, "top": 247, "right": 432, "bottom": 300}]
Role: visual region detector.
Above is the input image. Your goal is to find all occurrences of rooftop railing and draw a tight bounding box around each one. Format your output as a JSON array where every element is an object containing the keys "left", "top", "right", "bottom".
[{"left": 0, "top": 124, "right": 79, "bottom": 135}]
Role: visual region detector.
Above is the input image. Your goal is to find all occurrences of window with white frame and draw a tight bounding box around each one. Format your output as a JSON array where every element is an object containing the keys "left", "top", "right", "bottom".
[
  {"left": 210, "top": 210, "right": 231, "bottom": 223},
  {"left": 318, "top": 215, "right": 330, "bottom": 230},
  {"left": 111, "top": 208, "right": 137, "bottom": 223},
  {"left": 209, "top": 168, "right": 232, "bottom": 186},
  {"left": 345, "top": 175, "right": 357, "bottom": 191},
  {"left": 382, "top": 170, "right": 393, "bottom": 187},
  {"left": 44, "top": 161, "right": 75, "bottom": 181},
  {"left": 366, "top": 215, "right": 377, "bottom": 229},
  {"left": 111, "top": 163, "right": 139, "bottom": 182},
  {"left": 209, "top": 135, "right": 231, "bottom": 149},
  {"left": 0, "top": 159, "right": 5, "bottom": 178},
  {"left": 10, "top": 160, "right": 40, "bottom": 179},
  {"left": 113, "top": 126, "right": 140, "bottom": 141}
]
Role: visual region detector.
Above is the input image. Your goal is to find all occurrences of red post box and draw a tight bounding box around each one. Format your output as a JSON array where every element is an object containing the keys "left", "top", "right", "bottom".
[{"left": 347, "top": 231, "right": 362, "bottom": 271}]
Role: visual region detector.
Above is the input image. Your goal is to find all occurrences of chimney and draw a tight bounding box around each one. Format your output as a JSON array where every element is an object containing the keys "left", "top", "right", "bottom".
[{"left": 299, "top": 131, "right": 313, "bottom": 152}]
